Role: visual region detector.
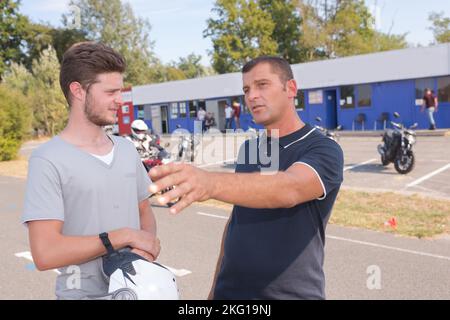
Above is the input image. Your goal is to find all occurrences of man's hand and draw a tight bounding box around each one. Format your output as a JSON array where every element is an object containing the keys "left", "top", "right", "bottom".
[
  {"left": 129, "top": 229, "right": 161, "bottom": 260},
  {"left": 148, "top": 162, "right": 214, "bottom": 214},
  {"left": 131, "top": 248, "right": 155, "bottom": 262}
]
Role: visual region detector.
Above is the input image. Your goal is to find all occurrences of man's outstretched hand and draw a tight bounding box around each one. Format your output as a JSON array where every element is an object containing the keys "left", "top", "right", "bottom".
[{"left": 148, "top": 163, "right": 214, "bottom": 214}]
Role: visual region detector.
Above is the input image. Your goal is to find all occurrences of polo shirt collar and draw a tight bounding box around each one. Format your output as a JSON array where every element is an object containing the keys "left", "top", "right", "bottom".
[{"left": 259, "top": 124, "right": 315, "bottom": 149}]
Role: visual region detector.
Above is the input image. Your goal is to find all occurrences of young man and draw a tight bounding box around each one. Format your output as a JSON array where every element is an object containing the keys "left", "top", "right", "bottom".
[
  {"left": 148, "top": 56, "right": 343, "bottom": 299},
  {"left": 421, "top": 88, "right": 439, "bottom": 130},
  {"left": 22, "top": 42, "right": 160, "bottom": 299},
  {"left": 224, "top": 103, "right": 233, "bottom": 130}
]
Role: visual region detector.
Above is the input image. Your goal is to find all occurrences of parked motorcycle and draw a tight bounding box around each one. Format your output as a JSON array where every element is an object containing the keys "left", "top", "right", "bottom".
[
  {"left": 138, "top": 143, "right": 179, "bottom": 207},
  {"left": 377, "top": 112, "right": 417, "bottom": 174},
  {"left": 314, "top": 117, "right": 342, "bottom": 142},
  {"left": 175, "top": 125, "right": 198, "bottom": 162}
]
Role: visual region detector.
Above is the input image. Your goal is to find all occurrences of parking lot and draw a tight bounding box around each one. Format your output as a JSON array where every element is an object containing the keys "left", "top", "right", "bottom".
[
  {"left": 1, "top": 132, "right": 449, "bottom": 300},
  {"left": 162, "top": 132, "right": 450, "bottom": 200}
]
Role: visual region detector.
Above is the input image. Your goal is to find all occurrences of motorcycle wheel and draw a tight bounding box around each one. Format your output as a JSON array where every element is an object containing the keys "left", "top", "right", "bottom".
[{"left": 394, "top": 150, "right": 415, "bottom": 174}]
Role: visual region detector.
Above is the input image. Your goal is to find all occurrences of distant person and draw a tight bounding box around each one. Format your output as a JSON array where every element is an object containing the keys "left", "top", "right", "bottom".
[
  {"left": 232, "top": 101, "right": 241, "bottom": 129},
  {"left": 205, "top": 111, "right": 216, "bottom": 132},
  {"left": 421, "top": 88, "right": 438, "bottom": 130},
  {"left": 197, "top": 107, "right": 207, "bottom": 132},
  {"left": 225, "top": 103, "right": 233, "bottom": 130}
]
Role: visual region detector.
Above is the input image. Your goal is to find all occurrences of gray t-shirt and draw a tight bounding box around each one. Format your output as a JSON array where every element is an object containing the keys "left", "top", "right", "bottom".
[{"left": 22, "top": 135, "right": 152, "bottom": 299}]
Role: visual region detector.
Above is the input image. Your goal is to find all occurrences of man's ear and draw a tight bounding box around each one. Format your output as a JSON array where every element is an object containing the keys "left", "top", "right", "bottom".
[
  {"left": 68, "top": 82, "right": 85, "bottom": 103},
  {"left": 286, "top": 79, "right": 298, "bottom": 98}
]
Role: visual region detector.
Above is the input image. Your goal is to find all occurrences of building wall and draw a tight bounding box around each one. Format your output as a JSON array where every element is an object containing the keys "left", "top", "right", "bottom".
[{"left": 129, "top": 75, "right": 450, "bottom": 134}]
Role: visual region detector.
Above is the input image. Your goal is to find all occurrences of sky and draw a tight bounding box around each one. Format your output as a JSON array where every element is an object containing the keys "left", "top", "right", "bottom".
[{"left": 19, "top": 0, "right": 450, "bottom": 67}]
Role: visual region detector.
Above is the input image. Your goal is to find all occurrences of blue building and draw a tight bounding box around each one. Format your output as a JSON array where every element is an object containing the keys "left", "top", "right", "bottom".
[{"left": 130, "top": 44, "right": 450, "bottom": 134}]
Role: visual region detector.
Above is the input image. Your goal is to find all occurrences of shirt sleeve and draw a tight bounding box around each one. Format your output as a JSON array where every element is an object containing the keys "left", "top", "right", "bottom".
[
  {"left": 293, "top": 139, "right": 344, "bottom": 201},
  {"left": 22, "top": 156, "right": 65, "bottom": 225},
  {"left": 135, "top": 150, "right": 152, "bottom": 202}
]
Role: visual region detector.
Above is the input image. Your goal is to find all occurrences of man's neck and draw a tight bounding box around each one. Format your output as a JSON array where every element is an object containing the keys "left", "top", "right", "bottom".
[
  {"left": 60, "top": 114, "right": 108, "bottom": 147},
  {"left": 265, "top": 111, "right": 305, "bottom": 138}
]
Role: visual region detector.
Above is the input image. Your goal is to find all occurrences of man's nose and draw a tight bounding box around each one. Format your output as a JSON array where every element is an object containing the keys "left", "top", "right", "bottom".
[{"left": 115, "top": 93, "right": 124, "bottom": 106}]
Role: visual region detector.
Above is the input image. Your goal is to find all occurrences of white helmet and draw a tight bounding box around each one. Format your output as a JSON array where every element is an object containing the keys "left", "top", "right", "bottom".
[
  {"left": 131, "top": 119, "right": 149, "bottom": 141},
  {"left": 95, "top": 249, "right": 179, "bottom": 300}
]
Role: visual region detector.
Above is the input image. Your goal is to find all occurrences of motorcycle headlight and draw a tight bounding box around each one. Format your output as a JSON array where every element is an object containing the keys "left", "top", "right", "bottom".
[{"left": 407, "top": 135, "right": 416, "bottom": 144}]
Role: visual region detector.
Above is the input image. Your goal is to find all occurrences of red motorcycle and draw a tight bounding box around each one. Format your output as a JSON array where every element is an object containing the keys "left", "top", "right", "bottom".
[{"left": 142, "top": 149, "right": 179, "bottom": 207}]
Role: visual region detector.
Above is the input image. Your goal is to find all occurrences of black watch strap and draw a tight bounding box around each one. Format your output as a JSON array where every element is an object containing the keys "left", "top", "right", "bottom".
[{"left": 99, "top": 232, "right": 115, "bottom": 255}]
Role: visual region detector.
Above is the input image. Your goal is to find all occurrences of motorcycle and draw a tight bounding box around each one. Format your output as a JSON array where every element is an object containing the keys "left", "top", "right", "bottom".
[
  {"left": 175, "top": 125, "right": 198, "bottom": 162},
  {"left": 140, "top": 145, "right": 180, "bottom": 208},
  {"left": 314, "top": 117, "right": 342, "bottom": 142},
  {"left": 377, "top": 112, "right": 417, "bottom": 174}
]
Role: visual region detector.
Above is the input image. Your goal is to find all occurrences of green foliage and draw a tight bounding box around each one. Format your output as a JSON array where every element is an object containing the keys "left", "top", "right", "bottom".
[
  {"left": 65, "top": 0, "right": 160, "bottom": 85},
  {"left": 429, "top": 11, "right": 450, "bottom": 44},
  {"left": 204, "top": 0, "right": 278, "bottom": 73},
  {"left": 298, "top": 0, "right": 408, "bottom": 60},
  {"left": 0, "top": 85, "right": 31, "bottom": 161},
  {"left": 3, "top": 47, "right": 68, "bottom": 137},
  {"left": 0, "top": 0, "right": 29, "bottom": 79}
]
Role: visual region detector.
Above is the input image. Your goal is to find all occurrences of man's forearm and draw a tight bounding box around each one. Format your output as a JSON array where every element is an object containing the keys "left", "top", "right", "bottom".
[
  {"left": 31, "top": 228, "right": 131, "bottom": 271},
  {"left": 139, "top": 199, "right": 157, "bottom": 235},
  {"left": 208, "top": 171, "right": 300, "bottom": 208}
]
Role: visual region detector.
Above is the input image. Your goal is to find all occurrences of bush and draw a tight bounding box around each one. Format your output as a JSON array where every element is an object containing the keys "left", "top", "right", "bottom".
[
  {"left": 0, "top": 137, "right": 21, "bottom": 161},
  {"left": 0, "top": 85, "right": 32, "bottom": 161}
]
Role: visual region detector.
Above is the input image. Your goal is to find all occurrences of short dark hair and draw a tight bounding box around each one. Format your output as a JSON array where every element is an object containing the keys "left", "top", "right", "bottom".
[
  {"left": 59, "top": 42, "right": 126, "bottom": 105},
  {"left": 242, "top": 56, "right": 294, "bottom": 83}
]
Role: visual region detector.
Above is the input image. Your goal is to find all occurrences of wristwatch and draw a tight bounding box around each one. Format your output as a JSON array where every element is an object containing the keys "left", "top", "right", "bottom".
[{"left": 99, "top": 232, "right": 115, "bottom": 255}]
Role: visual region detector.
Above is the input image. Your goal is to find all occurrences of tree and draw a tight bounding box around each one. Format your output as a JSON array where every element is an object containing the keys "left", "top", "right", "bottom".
[
  {"left": 204, "top": 0, "right": 278, "bottom": 73},
  {"left": 29, "top": 46, "right": 68, "bottom": 136},
  {"left": 175, "top": 53, "right": 208, "bottom": 79},
  {"left": 258, "top": 0, "right": 303, "bottom": 63},
  {"left": 0, "top": 84, "right": 32, "bottom": 160},
  {"left": 51, "top": 28, "right": 88, "bottom": 63},
  {"left": 429, "top": 12, "right": 450, "bottom": 44},
  {"left": 64, "top": 0, "right": 161, "bottom": 85},
  {"left": 0, "top": 0, "right": 29, "bottom": 79},
  {"left": 297, "top": 0, "right": 407, "bottom": 60}
]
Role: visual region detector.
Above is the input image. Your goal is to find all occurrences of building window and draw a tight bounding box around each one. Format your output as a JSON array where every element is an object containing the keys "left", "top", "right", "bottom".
[
  {"left": 170, "top": 102, "right": 178, "bottom": 119},
  {"left": 340, "top": 86, "right": 355, "bottom": 109},
  {"left": 189, "top": 101, "right": 197, "bottom": 118},
  {"left": 179, "top": 102, "right": 187, "bottom": 118},
  {"left": 437, "top": 76, "right": 450, "bottom": 103},
  {"left": 198, "top": 100, "right": 206, "bottom": 109},
  {"left": 295, "top": 90, "right": 305, "bottom": 110},
  {"left": 357, "top": 84, "right": 372, "bottom": 107},
  {"left": 415, "top": 78, "right": 434, "bottom": 105},
  {"left": 308, "top": 90, "right": 323, "bottom": 104}
]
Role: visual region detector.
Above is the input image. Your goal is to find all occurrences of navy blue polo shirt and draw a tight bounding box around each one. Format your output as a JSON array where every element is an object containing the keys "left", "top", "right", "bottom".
[{"left": 213, "top": 124, "right": 344, "bottom": 300}]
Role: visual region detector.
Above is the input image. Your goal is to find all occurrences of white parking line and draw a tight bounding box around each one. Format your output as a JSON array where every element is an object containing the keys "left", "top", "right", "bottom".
[
  {"left": 14, "top": 251, "right": 61, "bottom": 274},
  {"left": 344, "top": 159, "right": 377, "bottom": 172},
  {"left": 14, "top": 251, "right": 192, "bottom": 277},
  {"left": 197, "top": 158, "right": 237, "bottom": 168},
  {"left": 197, "top": 211, "right": 450, "bottom": 262},
  {"left": 406, "top": 163, "right": 450, "bottom": 188},
  {"left": 326, "top": 235, "right": 450, "bottom": 262},
  {"left": 164, "top": 266, "right": 192, "bottom": 277},
  {"left": 197, "top": 212, "right": 229, "bottom": 220}
]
